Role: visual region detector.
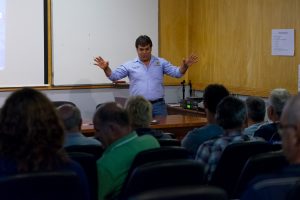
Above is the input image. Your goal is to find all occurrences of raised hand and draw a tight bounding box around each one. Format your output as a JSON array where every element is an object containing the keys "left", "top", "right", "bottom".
[
  {"left": 183, "top": 54, "right": 198, "bottom": 68},
  {"left": 94, "top": 56, "right": 109, "bottom": 70}
]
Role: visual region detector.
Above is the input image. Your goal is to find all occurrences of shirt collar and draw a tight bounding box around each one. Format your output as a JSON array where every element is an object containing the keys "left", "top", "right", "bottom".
[
  {"left": 66, "top": 132, "right": 83, "bottom": 137},
  {"left": 135, "top": 55, "right": 156, "bottom": 64},
  {"left": 105, "top": 131, "right": 138, "bottom": 153}
]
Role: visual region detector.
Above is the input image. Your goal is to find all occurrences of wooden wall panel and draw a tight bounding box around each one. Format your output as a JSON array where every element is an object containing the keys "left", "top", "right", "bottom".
[
  {"left": 159, "top": 0, "right": 188, "bottom": 84},
  {"left": 189, "top": 0, "right": 300, "bottom": 96},
  {"left": 160, "top": 0, "right": 300, "bottom": 96}
]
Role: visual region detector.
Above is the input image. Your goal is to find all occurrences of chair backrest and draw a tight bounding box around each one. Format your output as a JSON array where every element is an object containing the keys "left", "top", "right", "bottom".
[
  {"left": 287, "top": 180, "right": 300, "bottom": 200},
  {"left": 52, "top": 101, "right": 77, "bottom": 108},
  {"left": 65, "top": 144, "right": 104, "bottom": 160},
  {"left": 68, "top": 152, "right": 98, "bottom": 200},
  {"left": 233, "top": 150, "right": 288, "bottom": 198},
  {"left": 120, "top": 159, "right": 205, "bottom": 198},
  {"left": 0, "top": 171, "right": 85, "bottom": 200},
  {"left": 158, "top": 139, "right": 181, "bottom": 146},
  {"left": 130, "top": 146, "right": 189, "bottom": 169},
  {"left": 128, "top": 185, "right": 228, "bottom": 200},
  {"left": 210, "top": 141, "right": 274, "bottom": 197}
]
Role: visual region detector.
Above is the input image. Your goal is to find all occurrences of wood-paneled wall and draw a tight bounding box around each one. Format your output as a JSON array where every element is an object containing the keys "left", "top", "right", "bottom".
[
  {"left": 160, "top": 0, "right": 300, "bottom": 96},
  {"left": 159, "top": 0, "right": 188, "bottom": 85}
]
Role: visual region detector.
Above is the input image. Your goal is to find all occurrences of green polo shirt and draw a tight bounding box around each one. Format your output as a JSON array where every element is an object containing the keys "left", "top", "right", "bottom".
[{"left": 97, "top": 131, "right": 160, "bottom": 200}]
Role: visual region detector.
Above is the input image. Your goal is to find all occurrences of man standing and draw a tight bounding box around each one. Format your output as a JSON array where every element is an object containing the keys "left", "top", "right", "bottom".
[
  {"left": 93, "top": 102, "right": 159, "bottom": 200},
  {"left": 94, "top": 35, "right": 198, "bottom": 116}
]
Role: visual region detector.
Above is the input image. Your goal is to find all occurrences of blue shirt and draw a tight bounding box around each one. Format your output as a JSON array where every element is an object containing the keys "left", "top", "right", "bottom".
[
  {"left": 195, "top": 131, "right": 261, "bottom": 180},
  {"left": 241, "top": 165, "right": 300, "bottom": 200},
  {"left": 181, "top": 124, "right": 224, "bottom": 158},
  {"left": 63, "top": 132, "right": 102, "bottom": 147},
  {"left": 108, "top": 56, "right": 183, "bottom": 101},
  {"left": 243, "top": 122, "right": 266, "bottom": 137}
]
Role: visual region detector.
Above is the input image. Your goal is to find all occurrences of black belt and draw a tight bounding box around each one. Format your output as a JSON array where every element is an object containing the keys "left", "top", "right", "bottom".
[{"left": 149, "top": 98, "right": 164, "bottom": 104}]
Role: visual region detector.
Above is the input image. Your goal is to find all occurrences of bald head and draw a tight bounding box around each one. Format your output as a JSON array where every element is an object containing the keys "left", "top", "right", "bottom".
[
  {"left": 280, "top": 94, "right": 300, "bottom": 164},
  {"left": 57, "top": 104, "right": 82, "bottom": 132},
  {"left": 281, "top": 94, "right": 300, "bottom": 125}
]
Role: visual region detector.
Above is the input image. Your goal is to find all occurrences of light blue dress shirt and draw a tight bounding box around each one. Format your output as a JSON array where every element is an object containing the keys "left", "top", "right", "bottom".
[
  {"left": 64, "top": 132, "right": 102, "bottom": 147},
  {"left": 108, "top": 56, "right": 183, "bottom": 101}
]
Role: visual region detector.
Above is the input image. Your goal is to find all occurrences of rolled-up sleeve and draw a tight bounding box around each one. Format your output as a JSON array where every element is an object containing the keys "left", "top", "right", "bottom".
[
  {"left": 161, "top": 58, "right": 183, "bottom": 78},
  {"left": 108, "top": 65, "right": 129, "bottom": 81}
]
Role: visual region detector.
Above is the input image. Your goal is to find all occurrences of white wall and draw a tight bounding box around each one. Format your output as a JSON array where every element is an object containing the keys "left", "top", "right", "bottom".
[{"left": 0, "top": 86, "right": 183, "bottom": 120}]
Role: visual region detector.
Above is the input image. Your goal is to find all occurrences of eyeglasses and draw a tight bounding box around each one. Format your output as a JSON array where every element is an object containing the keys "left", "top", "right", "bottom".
[{"left": 277, "top": 123, "right": 297, "bottom": 136}]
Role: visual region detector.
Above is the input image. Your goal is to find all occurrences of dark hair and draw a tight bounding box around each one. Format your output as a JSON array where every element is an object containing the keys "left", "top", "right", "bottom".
[
  {"left": 203, "top": 84, "right": 230, "bottom": 114},
  {"left": 93, "top": 102, "right": 130, "bottom": 128},
  {"left": 216, "top": 96, "right": 246, "bottom": 130},
  {"left": 135, "top": 35, "right": 152, "bottom": 48},
  {"left": 57, "top": 104, "right": 82, "bottom": 131},
  {"left": 0, "top": 88, "right": 68, "bottom": 172},
  {"left": 246, "top": 96, "right": 266, "bottom": 122}
]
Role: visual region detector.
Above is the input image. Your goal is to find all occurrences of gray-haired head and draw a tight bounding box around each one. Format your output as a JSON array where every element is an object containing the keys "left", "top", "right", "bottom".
[
  {"left": 269, "top": 88, "right": 291, "bottom": 117},
  {"left": 57, "top": 104, "right": 82, "bottom": 132}
]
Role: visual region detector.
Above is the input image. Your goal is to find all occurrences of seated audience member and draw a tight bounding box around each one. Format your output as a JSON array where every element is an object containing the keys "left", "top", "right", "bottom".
[
  {"left": 195, "top": 96, "right": 261, "bottom": 180},
  {"left": 241, "top": 94, "right": 300, "bottom": 200},
  {"left": 0, "top": 88, "right": 90, "bottom": 200},
  {"left": 94, "top": 102, "right": 160, "bottom": 200},
  {"left": 125, "top": 95, "right": 171, "bottom": 139},
  {"left": 57, "top": 104, "right": 101, "bottom": 147},
  {"left": 254, "top": 88, "right": 291, "bottom": 143},
  {"left": 244, "top": 96, "right": 266, "bottom": 136},
  {"left": 182, "top": 84, "right": 229, "bottom": 157}
]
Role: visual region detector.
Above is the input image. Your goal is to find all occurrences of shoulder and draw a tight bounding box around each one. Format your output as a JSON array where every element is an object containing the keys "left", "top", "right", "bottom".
[
  {"left": 254, "top": 123, "right": 278, "bottom": 138},
  {"left": 199, "top": 137, "right": 220, "bottom": 149},
  {"left": 85, "top": 137, "right": 102, "bottom": 145},
  {"left": 184, "top": 125, "right": 216, "bottom": 141},
  {"left": 152, "top": 56, "right": 169, "bottom": 64},
  {"left": 121, "top": 59, "right": 139, "bottom": 67},
  {"left": 137, "top": 134, "right": 160, "bottom": 145},
  {"left": 256, "top": 123, "right": 277, "bottom": 132}
]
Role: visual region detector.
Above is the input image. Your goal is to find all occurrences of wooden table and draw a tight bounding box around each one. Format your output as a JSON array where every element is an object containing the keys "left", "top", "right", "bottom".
[
  {"left": 82, "top": 115, "right": 207, "bottom": 140},
  {"left": 167, "top": 105, "right": 206, "bottom": 117}
]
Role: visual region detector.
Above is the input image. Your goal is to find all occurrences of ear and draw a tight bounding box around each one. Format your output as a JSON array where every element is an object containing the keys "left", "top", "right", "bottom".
[
  {"left": 267, "top": 106, "right": 274, "bottom": 119},
  {"left": 203, "top": 101, "right": 208, "bottom": 109},
  {"left": 107, "top": 123, "right": 123, "bottom": 139},
  {"left": 79, "top": 118, "right": 83, "bottom": 130}
]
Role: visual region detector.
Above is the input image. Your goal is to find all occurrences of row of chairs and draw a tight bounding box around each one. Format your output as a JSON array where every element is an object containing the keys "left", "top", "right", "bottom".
[
  {"left": 0, "top": 142, "right": 288, "bottom": 200},
  {"left": 118, "top": 141, "right": 287, "bottom": 199},
  {"left": 64, "top": 145, "right": 103, "bottom": 200},
  {"left": 0, "top": 171, "right": 86, "bottom": 200},
  {"left": 210, "top": 141, "right": 285, "bottom": 198},
  {"left": 62, "top": 141, "right": 287, "bottom": 199}
]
